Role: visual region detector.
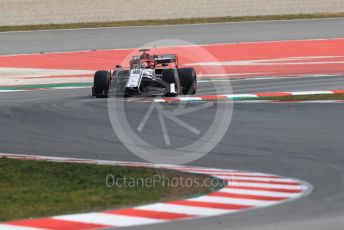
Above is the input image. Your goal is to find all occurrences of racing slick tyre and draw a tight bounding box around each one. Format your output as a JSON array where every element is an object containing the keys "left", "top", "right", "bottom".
[
  {"left": 178, "top": 68, "right": 197, "bottom": 95},
  {"left": 162, "top": 68, "right": 181, "bottom": 97},
  {"left": 111, "top": 70, "right": 130, "bottom": 97},
  {"left": 93, "top": 71, "right": 111, "bottom": 98}
]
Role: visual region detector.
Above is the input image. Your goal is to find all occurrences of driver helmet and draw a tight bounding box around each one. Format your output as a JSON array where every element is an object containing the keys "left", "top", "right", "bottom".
[{"left": 140, "top": 61, "right": 148, "bottom": 68}]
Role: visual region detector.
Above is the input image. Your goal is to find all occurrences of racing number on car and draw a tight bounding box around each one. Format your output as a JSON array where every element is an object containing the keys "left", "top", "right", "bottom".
[{"left": 127, "top": 69, "right": 142, "bottom": 87}]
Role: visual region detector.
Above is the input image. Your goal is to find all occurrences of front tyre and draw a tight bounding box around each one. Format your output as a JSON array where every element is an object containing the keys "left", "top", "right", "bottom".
[
  {"left": 92, "top": 71, "right": 111, "bottom": 98},
  {"left": 162, "top": 68, "right": 181, "bottom": 97},
  {"left": 178, "top": 68, "right": 197, "bottom": 95}
]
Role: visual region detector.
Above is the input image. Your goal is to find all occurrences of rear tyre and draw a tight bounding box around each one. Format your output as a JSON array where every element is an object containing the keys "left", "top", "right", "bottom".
[
  {"left": 162, "top": 68, "right": 181, "bottom": 97},
  {"left": 178, "top": 68, "right": 197, "bottom": 95},
  {"left": 93, "top": 71, "right": 111, "bottom": 98}
]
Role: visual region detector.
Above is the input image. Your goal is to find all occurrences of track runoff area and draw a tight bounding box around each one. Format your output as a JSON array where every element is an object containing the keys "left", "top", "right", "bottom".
[{"left": 0, "top": 38, "right": 343, "bottom": 99}]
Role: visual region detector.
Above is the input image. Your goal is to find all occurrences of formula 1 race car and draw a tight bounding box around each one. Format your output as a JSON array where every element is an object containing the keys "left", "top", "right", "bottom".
[{"left": 91, "top": 49, "right": 197, "bottom": 98}]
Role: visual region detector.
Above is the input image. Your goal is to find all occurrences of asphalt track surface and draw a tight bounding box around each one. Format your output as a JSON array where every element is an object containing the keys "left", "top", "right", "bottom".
[{"left": 1, "top": 19, "right": 344, "bottom": 230}]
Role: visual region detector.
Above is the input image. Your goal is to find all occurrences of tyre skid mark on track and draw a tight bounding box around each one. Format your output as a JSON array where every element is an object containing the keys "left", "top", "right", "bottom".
[{"left": 0, "top": 153, "right": 311, "bottom": 230}]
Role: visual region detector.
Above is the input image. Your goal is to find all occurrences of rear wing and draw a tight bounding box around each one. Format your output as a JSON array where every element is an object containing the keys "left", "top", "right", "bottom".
[{"left": 153, "top": 54, "right": 178, "bottom": 67}]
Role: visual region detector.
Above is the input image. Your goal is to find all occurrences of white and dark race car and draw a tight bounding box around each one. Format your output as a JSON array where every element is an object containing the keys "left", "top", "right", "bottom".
[{"left": 92, "top": 49, "right": 197, "bottom": 98}]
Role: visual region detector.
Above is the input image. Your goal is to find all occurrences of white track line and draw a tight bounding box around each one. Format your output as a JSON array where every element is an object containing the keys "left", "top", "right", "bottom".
[
  {"left": 216, "top": 176, "right": 296, "bottom": 182},
  {"left": 54, "top": 213, "right": 165, "bottom": 227},
  {"left": 136, "top": 203, "right": 230, "bottom": 216},
  {"left": 226, "top": 182, "right": 302, "bottom": 190},
  {"left": 188, "top": 196, "right": 277, "bottom": 206},
  {"left": 219, "top": 188, "right": 301, "bottom": 198},
  {"left": 0, "top": 225, "right": 43, "bottom": 230}
]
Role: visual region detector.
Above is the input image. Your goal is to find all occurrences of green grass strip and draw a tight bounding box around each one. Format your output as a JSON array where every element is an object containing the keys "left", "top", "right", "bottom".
[
  {"left": 1, "top": 13, "right": 344, "bottom": 32},
  {"left": 0, "top": 158, "right": 211, "bottom": 221}
]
